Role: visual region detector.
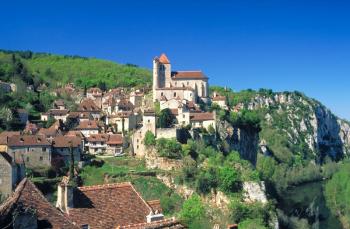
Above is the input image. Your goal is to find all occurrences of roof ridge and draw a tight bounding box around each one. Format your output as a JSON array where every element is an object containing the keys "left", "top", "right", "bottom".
[{"left": 78, "top": 182, "right": 133, "bottom": 191}]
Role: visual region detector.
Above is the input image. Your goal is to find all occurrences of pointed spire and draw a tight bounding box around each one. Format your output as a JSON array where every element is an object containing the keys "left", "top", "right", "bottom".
[{"left": 159, "top": 53, "right": 170, "bottom": 64}]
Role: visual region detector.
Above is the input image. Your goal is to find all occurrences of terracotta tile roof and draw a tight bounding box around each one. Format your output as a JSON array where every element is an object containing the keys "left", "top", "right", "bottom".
[
  {"left": 52, "top": 136, "right": 82, "bottom": 148},
  {"left": 67, "top": 182, "right": 155, "bottom": 228},
  {"left": 8, "top": 135, "right": 51, "bottom": 147},
  {"left": 76, "top": 120, "right": 100, "bottom": 130},
  {"left": 158, "top": 53, "right": 170, "bottom": 64},
  {"left": 0, "top": 178, "right": 78, "bottom": 229},
  {"left": 107, "top": 134, "right": 123, "bottom": 145},
  {"left": 118, "top": 99, "right": 134, "bottom": 111},
  {"left": 87, "top": 134, "right": 123, "bottom": 145},
  {"left": 171, "top": 71, "right": 208, "bottom": 80},
  {"left": 0, "top": 131, "right": 20, "bottom": 145},
  {"left": 120, "top": 218, "right": 184, "bottom": 229},
  {"left": 78, "top": 99, "right": 101, "bottom": 112},
  {"left": 65, "top": 130, "right": 85, "bottom": 138},
  {"left": 190, "top": 112, "right": 214, "bottom": 121}
]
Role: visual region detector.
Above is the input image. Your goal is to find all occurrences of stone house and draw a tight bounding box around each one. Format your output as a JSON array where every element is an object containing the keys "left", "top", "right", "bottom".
[
  {"left": 78, "top": 99, "right": 102, "bottom": 120},
  {"left": 7, "top": 135, "right": 52, "bottom": 168},
  {"left": 52, "top": 136, "right": 82, "bottom": 163},
  {"left": 75, "top": 120, "right": 100, "bottom": 137},
  {"left": 41, "top": 109, "right": 70, "bottom": 122},
  {"left": 212, "top": 92, "right": 228, "bottom": 110},
  {"left": 189, "top": 112, "right": 216, "bottom": 130},
  {"left": 86, "top": 87, "right": 103, "bottom": 108},
  {"left": 106, "top": 111, "right": 137, "bottom": 133},
  {"left": 0, "top": 152, "right": 25, "bottom": 199},
  {"left": 153, "top": 53, "right": 209, "bottom": 103},
  {"left": 85, "top": 133, "right": 123, "bottom": 156},
  {"left": 129, "top": 90, "right": 144, "bottom": 108}
]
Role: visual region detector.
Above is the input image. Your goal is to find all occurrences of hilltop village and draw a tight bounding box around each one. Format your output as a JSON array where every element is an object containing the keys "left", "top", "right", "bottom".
[{"left": 0, "top": 54, "right": 233, "bottom": 229}]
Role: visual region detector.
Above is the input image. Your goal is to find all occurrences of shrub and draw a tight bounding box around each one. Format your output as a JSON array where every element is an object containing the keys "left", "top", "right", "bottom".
[
  {"left": 179, "top": 194, "right": 206, "bottom": 224},
  {"left": 157, "top": 108, "right": 175, "bottom": 128},
  {"left": 156, "top": 138, "right": 183, "bottom": 159},
  {"left": 143, "top": 130, "right": 156, "bottom": 147},
  {"left": 219, "top": 166, "right": 242, "bottom": 193}
]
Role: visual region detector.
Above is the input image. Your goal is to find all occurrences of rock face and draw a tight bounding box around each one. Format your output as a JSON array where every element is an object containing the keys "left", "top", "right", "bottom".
[
  {"left": 243, "top": 182, "right": 268, "bottom": 204},
  {"left": 218, "top": 121, "right": 259, "bottom": 165},
  {"left": 225, "top": 92, "right": 350, "bottom": 163}
]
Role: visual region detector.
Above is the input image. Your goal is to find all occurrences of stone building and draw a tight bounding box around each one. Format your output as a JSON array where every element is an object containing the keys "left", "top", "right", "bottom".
[
  {"left": 0, "top": 152, "right": 25, "bottom": 199},
  {"left": 52, "top": 136, "right": 83, "bottom": 163},
  {"left": 153, "top": 54, "right": 209, "bottom": 103},
  {"left": 85, "top": 133, "right": 123, "bottom": 156},
  {"left": 7, "top": 135, "right": 52, "bottom": 168},
  {"left": 75, "top": 120, "right": 100, "bottom": 137}
]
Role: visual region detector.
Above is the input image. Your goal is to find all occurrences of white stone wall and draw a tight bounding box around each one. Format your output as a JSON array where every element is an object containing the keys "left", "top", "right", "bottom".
[{"left": 156, "top": 128, "right": 178, "bottom": 139}]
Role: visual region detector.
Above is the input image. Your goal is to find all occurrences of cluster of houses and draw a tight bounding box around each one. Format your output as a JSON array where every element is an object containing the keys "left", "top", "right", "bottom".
[{"left": 0, "top": 54, "right": 230, "bottom": 228}]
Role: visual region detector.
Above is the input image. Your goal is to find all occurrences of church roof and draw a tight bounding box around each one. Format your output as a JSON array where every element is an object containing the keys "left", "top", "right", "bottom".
[
  {"left": 158, "top": 53, "right": 170, "bottom": 64},
  {"left": 171, "top": 71, "right": 208, "bottom": 80}
]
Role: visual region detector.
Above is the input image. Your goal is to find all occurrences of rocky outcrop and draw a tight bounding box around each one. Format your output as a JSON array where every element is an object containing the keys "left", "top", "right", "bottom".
[
  {"left": 235, "top": 92, "right": 350, "bottom": 162},
  {"left": 143, "top": 148, "right": 183, "bottom": 171},
  {"left": 217, "top": 121, "right": 259, "bottom": 165},
  {"left": 243, "top": 181, "right": 268, "bottom": 204}
]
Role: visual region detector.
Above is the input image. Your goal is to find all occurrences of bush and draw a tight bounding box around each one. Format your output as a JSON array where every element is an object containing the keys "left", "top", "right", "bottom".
[
  {"left": 219, "top": 166, "right": 242, "bottom": 193},
  {"left": 179, "top": 194, "right": 206, "bottom": 224},
  {"left": 143, "top": 130, "right": 156, "bottom": 147},
  {"left": 157, "top": 108, "right": 175, "bottom": 128},
  {"left": 156, "top": 138, "right": 183, "bottom": 159}
]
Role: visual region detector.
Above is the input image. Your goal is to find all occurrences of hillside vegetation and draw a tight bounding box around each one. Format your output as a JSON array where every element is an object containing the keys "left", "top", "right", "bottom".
[{"left": 0, "top": 49, "right": 151, "bottom": 89}]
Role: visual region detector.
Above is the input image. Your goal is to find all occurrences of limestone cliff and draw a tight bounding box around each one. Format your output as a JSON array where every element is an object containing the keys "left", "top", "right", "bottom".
[{"left": 224, "top": 91, "right": 350, "bottom": 164}]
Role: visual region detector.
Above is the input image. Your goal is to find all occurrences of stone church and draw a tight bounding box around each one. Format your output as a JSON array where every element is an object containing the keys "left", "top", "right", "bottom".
[{"left": 152, "top": 54, "right": 209, "bottom": 103}]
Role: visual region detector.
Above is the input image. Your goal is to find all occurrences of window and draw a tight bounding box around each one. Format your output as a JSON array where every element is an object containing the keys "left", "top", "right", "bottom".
[
  {"left": 27, "top": 147, "right": 29, "bottom": 152},
  {"left": 137, "top": 145, "right": 139, "bottom": 149},
  {"left": 183, "top": 114, "right": 185, "bottom": 118},
  {"left": 42, "top": 147, "right": 46, "bottom": 152},
  {"left": 26, "top": 157, "right": 29, "bottom": 162},
  {"left": 148, "top": 119, "right": 150, "bottom": 123},
  {"left": 161, "top": 92, "right": 163, "bottom": 96},
  {"left": 82, "top": 225, "right": 89, "bottom": 229},
  {"left": 39, "top": 156, "right": 43, "bottom": 161},
  {"left": 173, "top": 92, "right": 176, "bottom": 97}
]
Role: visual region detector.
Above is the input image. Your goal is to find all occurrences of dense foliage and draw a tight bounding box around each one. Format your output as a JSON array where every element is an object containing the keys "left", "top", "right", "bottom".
[
  {"left": 0, "top": 50, "right": 151, "bottom": 89},
  {"left": 325, "top": 162, "right": 350, "bottom": 228}
]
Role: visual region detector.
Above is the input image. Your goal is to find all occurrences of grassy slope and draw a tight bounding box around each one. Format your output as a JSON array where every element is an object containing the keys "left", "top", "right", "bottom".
[{"left": 0, "top": 50, "right": 152, "bottom": 89}]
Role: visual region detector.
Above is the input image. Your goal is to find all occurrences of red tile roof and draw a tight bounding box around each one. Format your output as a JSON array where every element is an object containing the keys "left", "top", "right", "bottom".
[
  {"left": 46, "top": 109, "right": 69, "bottom": 116},
  {"left": 76, "top": 120, "right": 100, "bottom": 130},
  {"left": 190, "top": 112, "right": 214, "bottom": 121},
  {"left": 87, "top": 134, "right": 123, "bottom": 145},
  {"left": 0, "top": 131, "right": 20, "bottom": 145},
  {"left": 78, "top": 99, "right": 101, "bottom": 112},
  {"left": 158, "top": 53, "right": 170, "bottom": 64},
  {"left": 0, "top": 178, "right": 78, "bottom": 229},
  {"left": 52, "top": 136, "right": 82, "bottom": 148},
  {"left": 8, "top": 135, "right": 51, "bottom": 147},
  {"left": 67, "top": 182, "right": 156, "bottom": 228},
  {"left": 171, "top": 71, "right": 208, "bottom": 80}
]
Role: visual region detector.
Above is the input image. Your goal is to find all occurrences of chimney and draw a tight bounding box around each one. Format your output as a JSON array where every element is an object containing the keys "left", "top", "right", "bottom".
[{"left": 56, "top": 177, "right": 74, "bottom": 213}]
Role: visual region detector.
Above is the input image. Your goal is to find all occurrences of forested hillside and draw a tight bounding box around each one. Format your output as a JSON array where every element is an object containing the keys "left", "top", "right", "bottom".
[{"left": 0, "top": 49, "right": 151, "bottom": 89}]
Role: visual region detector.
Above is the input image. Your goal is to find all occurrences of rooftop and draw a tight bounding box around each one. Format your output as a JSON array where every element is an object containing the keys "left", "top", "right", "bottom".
[{"left": 171, "top": 71, "right": 208, "bottom": 80}]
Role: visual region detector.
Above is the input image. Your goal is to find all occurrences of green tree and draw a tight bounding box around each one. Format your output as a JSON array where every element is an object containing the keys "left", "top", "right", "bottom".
[
  {"left": 157, "top": 108, "right": 175, "bottom": 128},
  {"left": 143, "top": 130, "right": 156, "bottom": 147},
  {"left": 179, "top": 194, "right": 206, "bottom": 225},
  {"left": 219, "top": 166, "right": 241, "bottom": 193},
  {"left": 156, "top": 138, "right": 183, "bottom": 159},
  {"left": 46, "top": 116, "right": 56, "bottom": 128}
]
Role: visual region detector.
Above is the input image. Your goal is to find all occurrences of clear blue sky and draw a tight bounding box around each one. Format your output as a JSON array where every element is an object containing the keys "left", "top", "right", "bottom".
[{"left": 1, "top": 0, "right": 350, "bottom": 120}]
